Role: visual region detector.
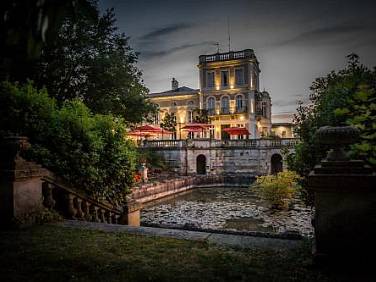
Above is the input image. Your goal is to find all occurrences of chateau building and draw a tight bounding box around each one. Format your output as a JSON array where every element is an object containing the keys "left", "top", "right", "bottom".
[{"left": 148, "top": 49, "right": 273, "bottom": 140}]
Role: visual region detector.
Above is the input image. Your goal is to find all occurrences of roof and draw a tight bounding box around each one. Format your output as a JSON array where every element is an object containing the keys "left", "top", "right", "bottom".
[{"left": 148, "top": 86, "right": 199, "bottom": 98}]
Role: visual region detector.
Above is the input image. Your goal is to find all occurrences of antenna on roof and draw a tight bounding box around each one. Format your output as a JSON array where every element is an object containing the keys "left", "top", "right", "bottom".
[
  {"left": 214, "top": 42, "right": 220, "bottom": 53},
  {"left": 227, "top": 17, "right": 231, "bottom": 52}
]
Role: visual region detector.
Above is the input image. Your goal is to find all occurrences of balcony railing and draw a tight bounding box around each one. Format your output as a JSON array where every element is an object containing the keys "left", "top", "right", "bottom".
[
  {"left": 221, "top": 107, "right": 230, "bottom": 114},
  {"left": 235, "top": 106, "right": 247, "bottom": 113},
  {"left": 143, "top": 138, "right": 299, "bottom": 149},
  {"left": 199, "top": 49, "right": 255, "bottom": 63}
]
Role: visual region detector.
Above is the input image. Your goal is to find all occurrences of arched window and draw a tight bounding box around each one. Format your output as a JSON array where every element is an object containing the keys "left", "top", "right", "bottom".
[
  {"left": 207, "top": 97, "right": 215, "bottom": 115},
  {"left": 236, "top": 95, "right": 244, "bottom": 112},
  {"left": 221, "top": 96, "right": 229, "bottom": 114}
]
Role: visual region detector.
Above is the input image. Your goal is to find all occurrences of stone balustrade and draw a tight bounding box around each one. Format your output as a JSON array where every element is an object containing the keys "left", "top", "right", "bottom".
[
  {"left": 132, "top": 174, "right": 254, "bottom": 204},
  {"left": 143, "top": 138, "right": 298, "bottom": 149},
  {"left": 42, "top": 174, "right": 123, "bottom": 224}
]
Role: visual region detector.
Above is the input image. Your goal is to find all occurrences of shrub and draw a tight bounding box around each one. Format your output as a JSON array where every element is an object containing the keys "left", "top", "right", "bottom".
[
  {"left": 0, "top": 81, "right": 137, "bottom": 204},
  {"left": 253, "top": 171, "right": 301, "bottom": 209}
]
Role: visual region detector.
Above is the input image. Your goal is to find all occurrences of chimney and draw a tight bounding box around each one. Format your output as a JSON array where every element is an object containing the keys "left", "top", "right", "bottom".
[{"left": 171, "top": 78, "right": 179, "bottom": 91}]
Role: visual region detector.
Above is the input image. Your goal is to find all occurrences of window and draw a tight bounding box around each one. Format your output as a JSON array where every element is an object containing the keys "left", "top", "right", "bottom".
[
  {"left": 221, "top": 70, "right": 228, "bottom": 86},
  {"left": 207, "top": 97, "right": 215, "bottom": 115},
  {"left": 187, "top": 101, "right": 194, "bottom": 108},
  {"left": 187, "top": 111, "right": 193, "bottom": 123},
  {"left": 236, "top": 95, "right": 244, "bottom": 112},
  {"left": 262, "top": 102, "right": 267, "bottom": 117},
  {"left": 235, "top": 68, "right": 244, "bottom": 85},
  {"left": 221, "top": 96, "right": 229, "bottom": 114},
  {"left": 207, "top": 71, "right": 214, "bottom": 88}
]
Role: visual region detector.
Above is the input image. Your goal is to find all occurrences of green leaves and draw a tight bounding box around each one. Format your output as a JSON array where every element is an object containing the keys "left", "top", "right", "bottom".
[
  {"left": 33, "top": 4, "right": 154, "bottom": 124},
  {"left": 288, "top": 54, "right": 376, "bottom": 201},
  {"left": 0, "top": 81, "right": 137, "bottom": 204}
]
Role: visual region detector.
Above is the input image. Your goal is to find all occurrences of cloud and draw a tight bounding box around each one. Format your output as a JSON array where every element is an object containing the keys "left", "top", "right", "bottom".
[
  {"left": 139, "top": 23, "right": 193, "bottom": 41},
  {"left": 272, "top": 112, "right": 294, "bottom": 123},
  {"left": 275, "top": 23, "right": 369, "bottom": 47},
  {"left": 140, "top": 41, "right": 217, "bottom": 59}
]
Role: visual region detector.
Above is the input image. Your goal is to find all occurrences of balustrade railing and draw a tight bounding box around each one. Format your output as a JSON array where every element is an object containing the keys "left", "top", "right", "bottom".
[
  {"left": 143, "top": 138, "right": 299, "bottom": 148},
  {"left": 42, "top": 172, "right": 123, "bottom": 224},
  {"left": 199, "top": 49, "right": 253, "bottom": 63}
]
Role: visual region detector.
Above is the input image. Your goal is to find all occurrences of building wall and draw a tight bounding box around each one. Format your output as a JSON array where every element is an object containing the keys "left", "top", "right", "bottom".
[
  {"left": 271, "top": 124, "right": 294, "bottom": 138},
  {"left": 152, "top": 146, "right": 291, "bottom": 176},
  {"left": 148, "top": 49, "right": 273, "bottom": 140}
]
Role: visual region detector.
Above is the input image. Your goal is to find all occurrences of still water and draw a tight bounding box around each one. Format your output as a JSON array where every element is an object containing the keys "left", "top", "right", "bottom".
[{"left": 141, "top": 187, "right": 313, "bottom": 237}]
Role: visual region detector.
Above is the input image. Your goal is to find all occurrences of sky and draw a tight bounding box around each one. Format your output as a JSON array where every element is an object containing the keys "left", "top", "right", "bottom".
[{"left": 99, "top": 0, "right": 376, "bottom": 122}]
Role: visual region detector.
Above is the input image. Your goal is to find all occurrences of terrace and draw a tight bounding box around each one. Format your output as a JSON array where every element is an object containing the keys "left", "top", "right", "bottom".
[{"left": 142, "top": 138, "right": 299, "bottom": 149}]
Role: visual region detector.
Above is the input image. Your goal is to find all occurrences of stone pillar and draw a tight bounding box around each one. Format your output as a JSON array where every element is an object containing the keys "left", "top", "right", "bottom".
[
  {"left": 308, "top": 126, "right": 376, "bottom": 264},
  {"left": 120, "top": 197, "right": 142, "bottom": 226},
  {"left": 0, "top": 136, "right": 46, "bottom": 226}
]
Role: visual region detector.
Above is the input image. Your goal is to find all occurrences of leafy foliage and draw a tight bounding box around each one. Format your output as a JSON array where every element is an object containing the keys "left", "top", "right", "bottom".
[
  {"left": 33, "top": 6, "right": 156, "bottom": 123},
  {"left": 160, "top": 112, "right": 177, "bottom": 133},
  {"left": 0, "top": 81, "right": 137, "bottom": 204},
  {"left": 288, "top": 54, "right": 376, "bottom": 178},
  {"left": 1, "top": 0, "right": 156, "bottom": 123},
  {"left": 193, "top": 109, "right": 209, "bottom": 123},
  {"left": 254, "top": 171, "right": 301, "bottom": 209}
]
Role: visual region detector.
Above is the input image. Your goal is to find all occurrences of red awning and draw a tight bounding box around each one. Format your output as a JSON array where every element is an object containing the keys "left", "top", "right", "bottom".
[
  {"left": 223, "top": 127, "right": 250, "bottom": 135},
  {"left": 131, "top": 125, "right": 173, "bottom": 134}
]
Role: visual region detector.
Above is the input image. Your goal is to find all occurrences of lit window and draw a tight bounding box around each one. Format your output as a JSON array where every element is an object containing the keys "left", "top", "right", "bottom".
[{"left": 221, "top": 70, "right": 228, "bottom": 86}]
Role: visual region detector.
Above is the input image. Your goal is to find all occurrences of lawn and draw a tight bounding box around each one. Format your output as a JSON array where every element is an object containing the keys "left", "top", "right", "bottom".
[{"left": 0, "top": 225, "right": 357, "bottom": 281}]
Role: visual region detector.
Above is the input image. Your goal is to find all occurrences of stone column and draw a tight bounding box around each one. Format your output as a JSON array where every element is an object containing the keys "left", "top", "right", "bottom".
[
  {"left": 120, "top": 197, "right": 142, "bottom": 226},
  {"left": 0, "top": 136, "right": 46, "bottom": 226},
  {"left": 308, "top": 126, "right": 376, "bottom": 264}
]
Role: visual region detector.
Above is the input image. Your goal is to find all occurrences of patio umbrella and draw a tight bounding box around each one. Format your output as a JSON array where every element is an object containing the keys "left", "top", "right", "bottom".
[{"left": 223, "top": 127, "right": 250, "bottom": 135}]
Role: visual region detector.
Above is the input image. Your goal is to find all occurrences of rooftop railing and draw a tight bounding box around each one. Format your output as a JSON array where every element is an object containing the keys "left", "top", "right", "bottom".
[{"left": 199, "top": 49, "right": 255, "bottom": 63}]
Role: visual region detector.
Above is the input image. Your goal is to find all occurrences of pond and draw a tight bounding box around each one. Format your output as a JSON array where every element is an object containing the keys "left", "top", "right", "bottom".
[{"left": 141, "top": 187, "right": 313, "bottom": 237}]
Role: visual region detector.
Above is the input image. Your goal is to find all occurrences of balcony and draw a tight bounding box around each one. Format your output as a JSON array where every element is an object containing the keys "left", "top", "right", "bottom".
[
  {"left": 235, "top": 106, "right": 247, "bottom": 113},
  {"left": 199, "top": 49, "right": 255, "bottom": 64},
  {"left": 220, "top": 107, "right": 230, "bottom": 115},
  {"left": 143, "top": 138, "right": 299, "bottom": 149}
]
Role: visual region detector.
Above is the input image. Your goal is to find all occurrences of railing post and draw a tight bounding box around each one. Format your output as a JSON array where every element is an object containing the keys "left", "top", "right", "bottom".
[
  {"left": 0, "top": 136, "right": 46, "bottom": 226},
  {"left": 308, "top": 126, "right": 376, "bottom": 264}
]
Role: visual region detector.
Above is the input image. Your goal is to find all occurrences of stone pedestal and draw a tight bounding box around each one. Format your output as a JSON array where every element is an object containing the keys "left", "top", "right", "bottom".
[
  {"left": 120, "top": 198, "right": 142, "bottom": 226},
  {"left": 308, "top": 126, "right": 376, "bottom": 264},
  {"left": 0, "top": 136, "right": 46, "bottom": 226}
]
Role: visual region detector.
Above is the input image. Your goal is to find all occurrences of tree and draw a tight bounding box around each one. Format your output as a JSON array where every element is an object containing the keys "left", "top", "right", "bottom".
[
  {"left": 0, "top": 0, "right": 94, "bottom": 82},
  {"left": 193, "top": 109, "right": 209, "bottom": 123},
  {"left": 288, "top": 54, "right": 376, "bottom": 179},
  {"left": 160, "top": 113, "right": 177, "bottom": 133},
  {"left": 33, "top": 5, "right": 156, "bottom": 123}
]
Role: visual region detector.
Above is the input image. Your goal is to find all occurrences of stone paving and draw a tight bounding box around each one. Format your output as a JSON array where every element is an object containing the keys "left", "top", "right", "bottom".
[
  {"left": 141, "top": 187, "right": 314, "bottom": 237},
  {"left": 57, "top": 220, "right": 304, "bottom": 251}
]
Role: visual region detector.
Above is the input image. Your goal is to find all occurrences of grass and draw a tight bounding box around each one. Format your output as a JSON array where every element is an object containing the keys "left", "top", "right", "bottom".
[{"left": 0, "top": 225, "right": 358, "bottom": 281}]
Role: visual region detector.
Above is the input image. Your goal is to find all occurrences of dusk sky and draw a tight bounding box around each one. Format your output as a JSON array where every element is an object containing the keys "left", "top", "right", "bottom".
[{"left": 99, "top": 0, "right": 376, "bottom": 122}]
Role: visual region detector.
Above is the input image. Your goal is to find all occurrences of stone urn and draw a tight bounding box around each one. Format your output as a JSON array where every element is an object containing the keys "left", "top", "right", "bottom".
[{"left": 315, "top": 126, "right": 359, "bottom": 161}]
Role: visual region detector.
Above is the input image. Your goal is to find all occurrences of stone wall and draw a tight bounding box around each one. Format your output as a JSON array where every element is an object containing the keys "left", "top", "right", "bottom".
[
  {"left": 147, "top": 140, "right": 294, "bottom": 176},
  {"left": 132, "top": 175, "right": 254, "bottom": 204}
]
